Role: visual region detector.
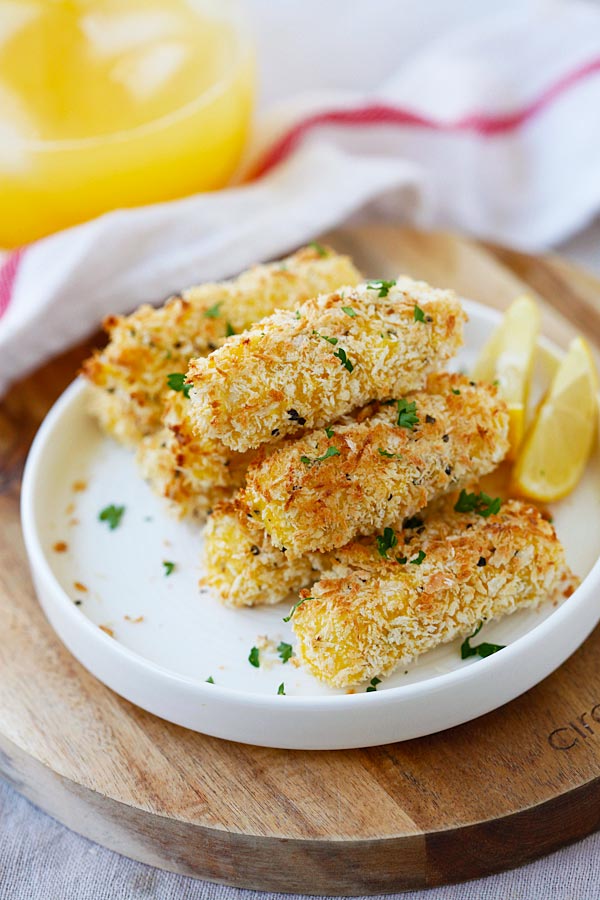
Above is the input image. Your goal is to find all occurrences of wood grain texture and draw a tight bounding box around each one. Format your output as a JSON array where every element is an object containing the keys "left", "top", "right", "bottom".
[{"left": 2, "top": 226, "right": 600, "bottom": 894}]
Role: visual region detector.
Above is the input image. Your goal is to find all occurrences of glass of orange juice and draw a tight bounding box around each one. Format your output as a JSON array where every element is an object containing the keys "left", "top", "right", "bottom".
[{"left": 0, "top": 0, "right": 255, "bottom": 247}]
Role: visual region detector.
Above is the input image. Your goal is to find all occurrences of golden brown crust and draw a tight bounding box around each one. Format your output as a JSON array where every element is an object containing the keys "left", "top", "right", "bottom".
[
  {"left": 202, "top": 501, "right": 321, "bottom": 607},
  {"left": 82, "top": 247, "right": 361, "bottom": 446},
  {"left": 293, "top": 499, "right": 578, "bottom": 688},
  {"left": 187, "top": 277, "right": 466, "bottom": 452},
  {"left": 240, "top": 374, "right": 509, "bottom": 555},
  {"left": 135, "top": 390, "right": 256, "bottom": 521}
]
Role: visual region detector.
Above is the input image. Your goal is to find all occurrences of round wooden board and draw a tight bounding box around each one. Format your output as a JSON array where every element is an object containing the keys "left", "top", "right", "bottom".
[{"left": 2, "top": 226, "right": 600, "bottom": 895}]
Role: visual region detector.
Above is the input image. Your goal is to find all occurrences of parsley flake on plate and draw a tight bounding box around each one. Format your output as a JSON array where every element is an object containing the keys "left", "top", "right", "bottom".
[
  {"left": 300, "top": 446, "right": 340, "bottom": 467},
  {"left": 206, "top": 676, "right": 215, "bottom": 684},
  {"left": 451, "top": 388, "right": 461, "bottom": 395},
  {"left": 166, "top": 372, "right": 191, "bottom": 398},
  {"left": 277, "top": 682, "right": 286, "bottom": 695},
  {"left": 376, "top": 526, "right": 397, "bottom": 559},
  {"left": 277, "top": 641, "right": 294, "bottom": 663},
  {"left": 366, "top": 677, "right": 381, "bottom": 693},
  {"left": 248, "top": 646, "right": 260, "bottom": 668},
  {"left": 325, "top": 426, "right": 335, "bottom": 438},
  {"left": 98, "top": 504, "right": 125, "bottom": 530},
  {"left": 163, "top": 561, "right": 175, "bottom": 576},
  {"left": 454, "top": 489, "right": 502, "bottom": 518},
  {"left": 413, "top": 304, "right": 426, "bottom": 323},
  {"left": 461, "top": 622, "right": 506, "bottom": 659},
  {"left": 367, "top": 279, "right": 396, "bottom": 297},
  {"left": 225, "top": 321, "right": 236, "bottom": 337},
  {"left": 341, "top": 306, "right": 357, "bottom": 317},
  {"left": 396, "top": 399, "right": 419, "bottom": 430}
]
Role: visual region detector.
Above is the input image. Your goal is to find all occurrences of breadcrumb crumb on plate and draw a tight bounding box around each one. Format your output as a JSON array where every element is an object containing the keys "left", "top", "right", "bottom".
[{"left": 20, "top": 299, "right": 600, "bottom": 749}]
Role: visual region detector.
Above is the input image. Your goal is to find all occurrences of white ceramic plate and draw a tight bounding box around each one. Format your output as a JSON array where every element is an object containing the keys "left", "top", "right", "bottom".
[{"left": 21, "top": 300, "right": 600, "bottom": 749}]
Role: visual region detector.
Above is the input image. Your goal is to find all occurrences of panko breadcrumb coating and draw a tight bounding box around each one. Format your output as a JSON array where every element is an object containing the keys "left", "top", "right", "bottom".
[
  {"left": 186, "top": 277, "right": 466, "bottom": 452},
  {"left": 202, "top": 495, "right": 437, "bottom": 608},
  {"left": 203, "top": 501, "right": 322, "bottom": 607},
  {"left": 82, "top": 246, "right": 361, "bottom": 446},
  {"left": 240, "top": 374, "right": 509, "bottom": 555},
  {"left": 293, "top": 499, "right": 578, "bottom": 688},
  {"left": 136, "top": 390, "right": 255, "bottom": 521}
]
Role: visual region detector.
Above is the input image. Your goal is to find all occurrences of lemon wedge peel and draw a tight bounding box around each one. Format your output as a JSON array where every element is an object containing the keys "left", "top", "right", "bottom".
[
  {"left": 471, "top": 295, "right": 541, "bottom": 461},
  {"left": 511, "top": 336, "right": 599, "bottom": 503}
]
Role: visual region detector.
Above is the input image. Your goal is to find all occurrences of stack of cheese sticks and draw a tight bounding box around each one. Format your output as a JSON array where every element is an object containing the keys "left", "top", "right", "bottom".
[{"left": 84, "top": 246, "right": 577, "bottom": 690}]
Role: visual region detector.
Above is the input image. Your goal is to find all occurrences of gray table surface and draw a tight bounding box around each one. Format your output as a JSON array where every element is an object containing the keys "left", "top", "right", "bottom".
[{"left": 2, "top": 224, "right": 599, "bottom": 900}]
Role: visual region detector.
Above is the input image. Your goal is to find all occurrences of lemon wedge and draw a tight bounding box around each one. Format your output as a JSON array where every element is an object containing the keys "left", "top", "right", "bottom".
[
  {"left": 472, "top": 295, "right": 540, "bottom": 459},
  {"left": 511, "top": 336, "right": 598, "bottom": 502}
]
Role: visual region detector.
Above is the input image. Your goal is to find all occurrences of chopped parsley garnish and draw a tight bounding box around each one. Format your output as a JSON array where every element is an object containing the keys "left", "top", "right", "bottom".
[
  {"left": 248, "top": 646, "right": 260, "bottom": 668},
  {"left": 454, "top": 489, "right": 502, "bottom": 518},
  {"left": 166, "top": 372, "right": 191, "bottom": 398},
  {"left": 378, "top": 447, "right": 402, "bottom": 460},
  {"left": 334, "top": 347, "right": 354, "bottom": 372},
  {"left": 396, "top": 550, "right": 426, "bottom": 565},
  {"left": 277, "top": 641, "right": 294, "bottom": 663},
  {"left": 325, "top": 426, "right": 335, "bottom": 438},
  {"left": 396, "top": 399, "right": 419, "bottom": 430},
  {"left": 413, "top": 304, "right": 426, "bottom": 323},
  {"left": 461, "top": 622, "right": 506, "bottom": 660},
  {"left": 98, "top": 504, "right": 125, "bottom": 530},
  {"left": 309, "top": 241, "right": 328, "bottom": 257},
  {"left": 451, "top": 388, "right": 461, "bottom": 395},
  {"left": 341, "top": 306, "right": 357, "bottom": 317},
  {"left": 295, "top": 310, "right": 302, "bottom": 319},
  {"left": 204, "top": 301, "right": 222, "bottom": 318},
  {"left": 300, "top": 446, "right": 340, "bottom": 467},
  {"left": 313, "top": 330, "right": 338, "bottom": 345},
  {"left": 283, "top": 596, "right": 310, "bottom": 622},
  {"left": 163, "top": 561, "right": 175, "bottom": 576},
  {"left": 367, "top": 279, "right": 396, "bottom": 297},
  {"left": 366, "top": 677, "right": 381, "bottom": 693},
  {"left": 225, "top": 321, "right": 236, "bottom": 337},
  {"left": 410, "top": 550, "right": 426, "bottom": 565},
  {"left": 206, "top": 676, "right": 215, "bottom": 684},
  {"left": 277, "top": 682, "right": 286, "bottom": 695},
  {"left": 376, "top": 526, "right": 397, "bottom": 559}
]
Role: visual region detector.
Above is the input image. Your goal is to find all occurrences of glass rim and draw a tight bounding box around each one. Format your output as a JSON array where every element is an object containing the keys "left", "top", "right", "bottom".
[{"left": 11, "top": 4, "right": 254, "bottom": 154}]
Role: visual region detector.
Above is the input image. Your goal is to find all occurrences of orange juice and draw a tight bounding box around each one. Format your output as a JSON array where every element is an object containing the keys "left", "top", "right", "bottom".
[{"left": 0, "top": 0, "right": 255, "bottom": 246}]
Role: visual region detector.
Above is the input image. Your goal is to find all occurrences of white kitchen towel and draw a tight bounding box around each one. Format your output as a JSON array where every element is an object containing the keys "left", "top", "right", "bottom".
[{"left": 2, "top": 0, "right": 600, "bottom": 395}]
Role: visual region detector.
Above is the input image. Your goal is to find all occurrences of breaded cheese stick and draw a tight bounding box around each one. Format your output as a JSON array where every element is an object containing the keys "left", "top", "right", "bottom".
[
  {"left": 82, "top": 246, "right": 361, "bottom": 446},
  {"left": 292, "top": 500, "right": 577, "bottom": 688},
  {"left": 240, "top": 374, "right": 509, "bottom": 555},
  {"left": 202, "top": 495, "right": 447, "bottom": 608},
  {"left": 203, "top": 500, "right": 323, "bottom": 607},
  {"left": 186, "top": 277, "right": 466, "bottom": 452},
  {"left": 202, "top": 491, "right": 453, "bottom": 609},
  {"left": 135, "top": 390, "right": 256, "bottom": 521}
]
